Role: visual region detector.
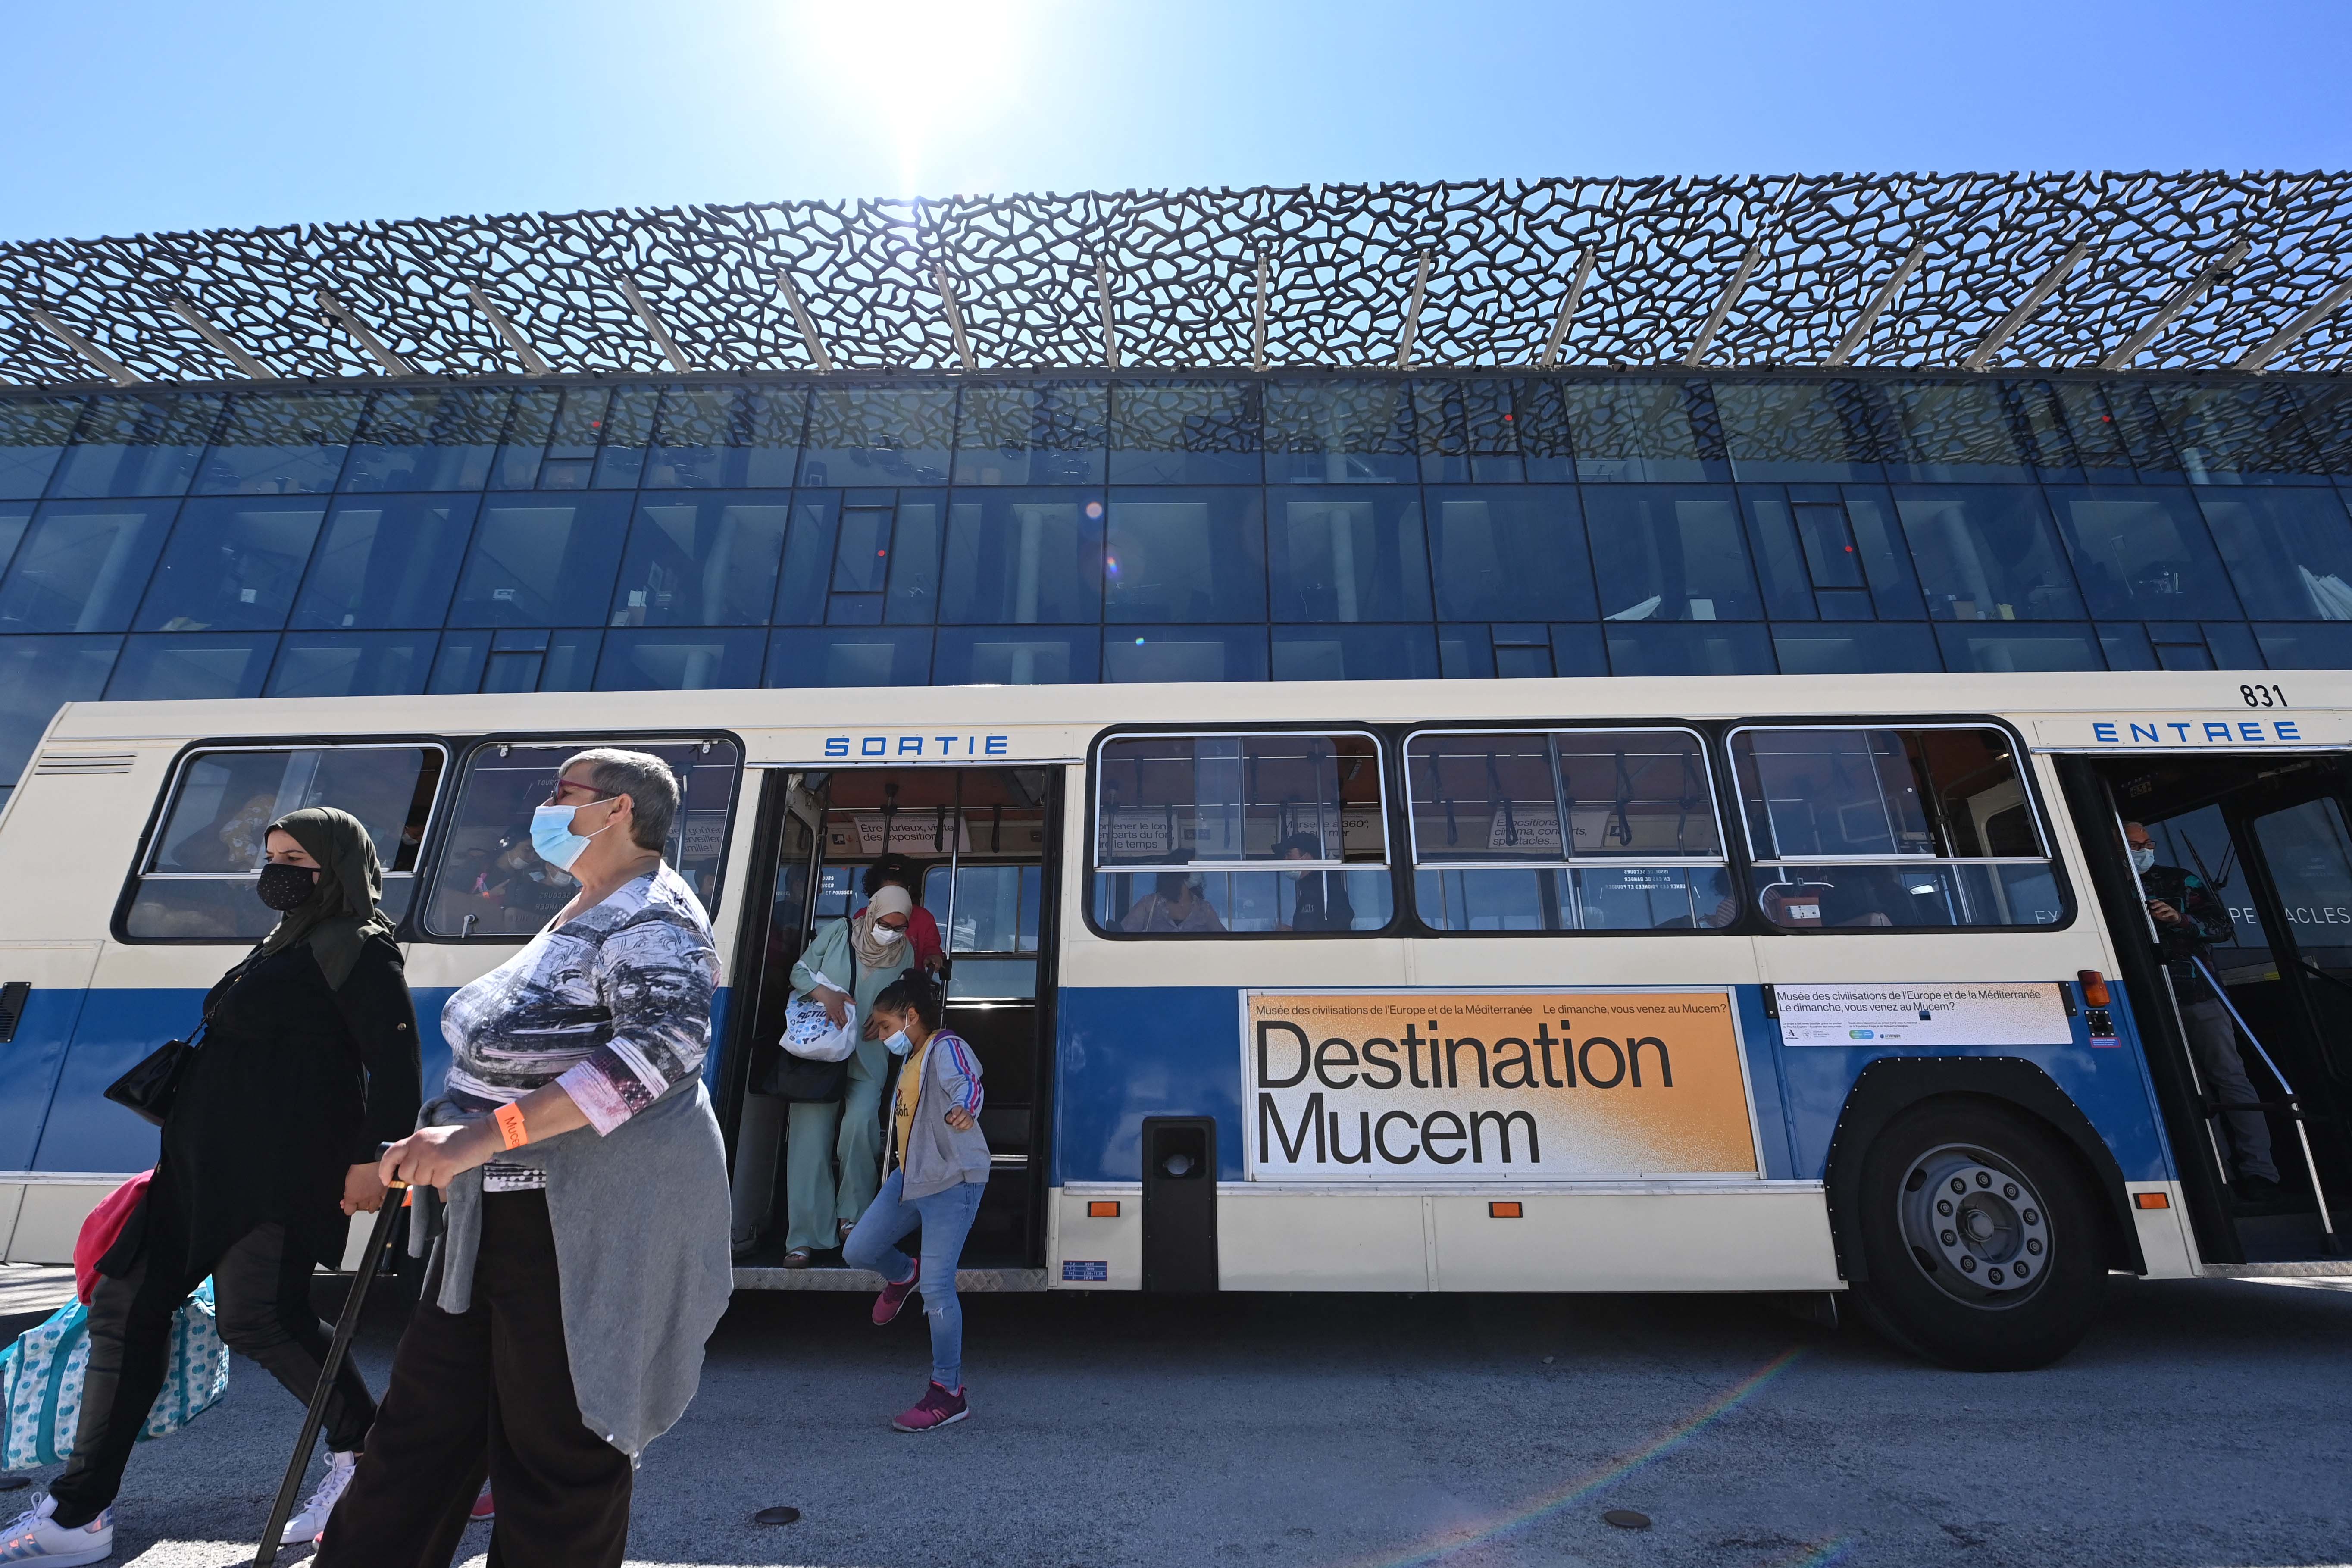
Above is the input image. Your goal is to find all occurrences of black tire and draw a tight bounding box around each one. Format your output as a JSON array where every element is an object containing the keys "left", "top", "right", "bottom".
[{"left": 1846, "top": 1099, "right": 2107, "bottom": 1371}]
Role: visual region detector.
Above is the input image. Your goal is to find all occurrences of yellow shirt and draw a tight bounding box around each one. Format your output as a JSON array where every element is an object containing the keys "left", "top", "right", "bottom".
[{"left": 890, "top": 1036, "right": 935, "bottom": 1174}]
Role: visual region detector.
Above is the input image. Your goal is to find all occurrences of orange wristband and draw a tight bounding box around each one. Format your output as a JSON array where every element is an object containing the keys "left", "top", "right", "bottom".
[{"left": 494, "top": 1102, "right": 528, "bottom": 1150}]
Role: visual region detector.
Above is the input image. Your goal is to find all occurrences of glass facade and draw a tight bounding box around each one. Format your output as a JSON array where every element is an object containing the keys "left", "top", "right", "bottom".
[{"left": 3, "top": 372, "right": 2349, "bottom": 803}]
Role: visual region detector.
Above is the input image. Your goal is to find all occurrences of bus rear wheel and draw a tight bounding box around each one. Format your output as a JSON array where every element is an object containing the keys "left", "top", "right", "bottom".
[{"left": 1848, "top": 1101, "right": 2105, "bottom": 1371}]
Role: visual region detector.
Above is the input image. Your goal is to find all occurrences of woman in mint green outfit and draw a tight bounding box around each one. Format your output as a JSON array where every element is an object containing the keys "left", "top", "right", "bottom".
[{"left": 781, "top": 884, "right": 916, "bottom": 1264}]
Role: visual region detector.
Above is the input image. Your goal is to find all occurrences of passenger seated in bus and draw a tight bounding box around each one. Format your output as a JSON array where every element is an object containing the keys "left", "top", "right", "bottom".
[
  {"left": 1275, "top": 833, "right": 1354, "bottom": 932},
  {"left": 857, "top": 854, "right": 945, "bottom": 975},
  {"left": 1123, "top": 870, "right": 1225, "bottom": 933},
  {"left": 1758, "top": 878, "right": 1893, "bottom": 928},
  {"left": 467, "top": 832, "right": 575, "bottom": 932},
  {"left": 172, "top": 787, "right": 281, "bottom": 872}
]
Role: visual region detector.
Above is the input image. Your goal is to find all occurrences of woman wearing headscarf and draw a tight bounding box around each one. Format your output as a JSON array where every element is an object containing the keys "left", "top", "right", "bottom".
[
  {"left": 779, "top": 881, "right": 919, "bottom": 1267},
  {"left": 10, "top": 810, "right": 419, "bottom": 1564}
]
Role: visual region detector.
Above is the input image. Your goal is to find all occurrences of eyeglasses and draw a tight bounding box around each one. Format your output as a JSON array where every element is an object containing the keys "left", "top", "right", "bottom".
[{"left": 545, "top": 777, "right": 616, "bottom": 807}]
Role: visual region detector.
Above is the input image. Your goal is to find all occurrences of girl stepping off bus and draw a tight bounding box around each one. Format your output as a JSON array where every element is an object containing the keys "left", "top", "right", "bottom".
[{"left": 841, "top": 973, "right": 990, "bottom": 1432}]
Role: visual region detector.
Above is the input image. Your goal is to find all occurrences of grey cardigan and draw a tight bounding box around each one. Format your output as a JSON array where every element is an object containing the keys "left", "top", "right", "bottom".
[
  {"left": 897, "top": 1029, "right": 992, "bottom": 1200},
  {"left": 416, "top": 1076, "right": 733, "bottom": 1457}
]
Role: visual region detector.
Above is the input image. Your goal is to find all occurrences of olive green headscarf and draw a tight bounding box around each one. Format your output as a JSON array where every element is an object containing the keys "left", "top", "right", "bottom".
[{"left": 255, "top": 806, "right": 397, "bottom": 988}]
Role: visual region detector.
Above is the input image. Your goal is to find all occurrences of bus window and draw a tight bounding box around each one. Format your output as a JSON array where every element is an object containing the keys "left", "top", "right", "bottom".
[
  {"left": 1730, "top": 725, "right": 2064, "bottom": 930},
  {"left": 123, "top": 744, "right": 444, "bottom": 941},
  {"left": 1091, "top": 731, "right": 1391, "bottom": 935},
  {"left": 420, "top": 738, "right": 741, "bottom": 939},
  {"left": 1406, "top": 728, "right": 1733, "bottom": 931}
]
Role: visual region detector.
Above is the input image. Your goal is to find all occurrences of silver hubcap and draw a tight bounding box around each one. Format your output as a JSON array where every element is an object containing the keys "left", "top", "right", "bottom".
[{"left": 1898, "top": 1143, "right": 2051, "bottom": 1307}]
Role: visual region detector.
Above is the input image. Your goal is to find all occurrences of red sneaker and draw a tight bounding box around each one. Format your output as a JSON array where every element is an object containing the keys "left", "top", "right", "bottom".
[
  {"left": 872, "top": 1261, "right": 920, "bottom": 1326},
  {"left": 890, "top": 1382, "right": 969, "bottom": 1432}
]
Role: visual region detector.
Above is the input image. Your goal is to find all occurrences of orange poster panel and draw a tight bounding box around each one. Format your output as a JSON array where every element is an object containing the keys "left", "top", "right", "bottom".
[{"left": 1242, "top": 990, "right": 1758, "bottom": 1181}]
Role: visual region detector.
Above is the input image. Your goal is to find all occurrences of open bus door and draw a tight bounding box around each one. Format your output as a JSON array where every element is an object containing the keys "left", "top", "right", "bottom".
[
  {"left": 2058, "top": 751, "right": 2352, "bottom": 1266},
  {"left": 718, "top": 763, "right": 1060, "bottom": 1281}
]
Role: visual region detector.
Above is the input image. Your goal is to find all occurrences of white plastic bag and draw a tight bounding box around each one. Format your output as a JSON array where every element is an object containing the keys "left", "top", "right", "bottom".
[{"left": 780, "top": 972, "right": 858, "bottom": 1063}]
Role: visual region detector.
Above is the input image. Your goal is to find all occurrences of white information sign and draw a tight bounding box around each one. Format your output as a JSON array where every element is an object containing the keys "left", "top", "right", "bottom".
[{"left": 1774, "top": 983, "right": 2071, "bottom": 1048}]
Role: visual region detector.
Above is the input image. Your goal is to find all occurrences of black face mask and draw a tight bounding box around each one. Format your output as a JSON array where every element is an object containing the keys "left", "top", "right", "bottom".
[{"left": 256, "top": 861, "right": 320, "bottom": 911}]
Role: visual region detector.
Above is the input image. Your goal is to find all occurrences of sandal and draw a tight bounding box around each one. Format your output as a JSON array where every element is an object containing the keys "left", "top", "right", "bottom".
[{"left": 782, "top": 1248, "right": 815, "bottom": 1269}]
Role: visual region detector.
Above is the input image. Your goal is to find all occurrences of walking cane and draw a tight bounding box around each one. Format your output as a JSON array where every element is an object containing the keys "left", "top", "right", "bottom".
[{"left": 251, "top": 1177, "right": 407, "bottom": 1567}]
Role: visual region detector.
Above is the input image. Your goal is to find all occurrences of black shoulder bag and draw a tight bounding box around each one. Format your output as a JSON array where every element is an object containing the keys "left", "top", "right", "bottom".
[
  {"left": 104, "top": 959, "right": 250, "bottom": 1127},
  {"left": 761, "top": 937, "right": 854, "bottom": 1103}
]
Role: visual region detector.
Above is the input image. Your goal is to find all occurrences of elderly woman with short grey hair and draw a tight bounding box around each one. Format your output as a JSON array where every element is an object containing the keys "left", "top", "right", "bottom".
[{"left": 321, "top": 747, "right": 732, "bottom": 1568}]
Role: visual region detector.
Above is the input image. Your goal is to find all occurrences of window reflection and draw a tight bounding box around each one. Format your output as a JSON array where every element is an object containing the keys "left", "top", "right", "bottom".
[
  {"left": 106, "top": 634, "right": 278, "bottom": 702},
  {"left": 1561, "top": 380, "right": 1722, "bottom": 483},
  {"left": 1584, "top": 486, "right": 1758, "bottom": 621},
  {"left": 0, "top": 501, "right": 178, "bottom": 633},
  {"left": 1893, "top": 485, "right": 2083, "bottom": 621},
  {"left": 51, "top": 393, "right": 220, "bottom": 498},
  {"left": 2197, "top": 489, "right": 2352, "bottom": 619},
  {"left": 135, "top": 499, "right": 327, "bottom": 631},
  {"left": 2048, "top": 487, "right": 2242, "bottom": 619},
  {"left": 954, "top": 382, "right": 1107, "bottom": 485},
  {"left": 293, "top": 496, "right": 477, "bottom": 630},
  {"left": 940, "top": 491, "right": 1103, "bottom": 624},
  {"left": 2145, "top": 382, "right": 2322, "bottom": 485},
  {"left": 1413, "top": 379, "right": 1524, "bottom": 483},
  {"left": 341, "top": 387, "right": 510, "bottom": 491},
  {"left": 1103, "top": 489, "right": 1266, "bottom": 622},
  {"left": 1108, "top": 381, "right": 1261, "bottom": 485},
  {"left": 1425, "top": 487, "right": 1594, "bottom": 622},
  {"left": 610, "top": 495, "right": 789, "bottom": 626},
  {"left": 1880, "top": 382, "right": 2034, "bottom": 483},
  {"left": 646, "top": 385, "right": 804, "bottom": 489},
  {"left": 1264, "top": 379, "right": 1416, "bottom": 484},
  {"left": 447, "top": 495, "right": 633, "bottom": 625},
  {"left": 801, "top": 386, "right": 955, "bottom": 487},
  {"left": 266, "top": 632, "right": 438, "bottom": 697},
  {"left": 1269, "top": 488, "right": 1430, "bottom": 622},
  {"left": 0, "top": 398, "right": 88, "bottom": 500},
  {"left": 194, "top": 392, "right": 365, "bottom": 495},
  {"left": 1714, "top": 381, "right": 1887, "bottom": 483}
]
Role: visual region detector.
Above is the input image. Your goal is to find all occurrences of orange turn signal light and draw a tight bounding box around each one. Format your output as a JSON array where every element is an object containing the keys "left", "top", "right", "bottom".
[
  {"left": 2077, "top": 969, "right": 2112, "bottom": 1007},
  {"left": 2133, "top": 1192, "right": 2171, "bottom": 1210},
  {"left": 1086, "top": 1200, "right": 1121, "bottom": 1218},
  {"left": 1489, "top": 1201, "right": 1523, "bottom": 1219}
]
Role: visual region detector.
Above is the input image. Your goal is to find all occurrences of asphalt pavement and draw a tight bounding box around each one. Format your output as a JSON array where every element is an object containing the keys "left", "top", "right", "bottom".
[{"left": 4, "top": 1269, "right": 2348, "bottom": 1568}]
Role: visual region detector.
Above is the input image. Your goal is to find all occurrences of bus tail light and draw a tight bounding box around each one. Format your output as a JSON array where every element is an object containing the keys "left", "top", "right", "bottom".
[
  {"left": 2077, "top": 970, "right": 2112, "bottom": 1007},
  {"left": 2134, "top": 1192, "right": 2171, "bottom": 1210},
  {"left": 1087, "top": 1200, "right": 1120, "bottom": 1218},
  {"left": 1489, "top": 1202, "right": 1523, "bottom": 1219}
]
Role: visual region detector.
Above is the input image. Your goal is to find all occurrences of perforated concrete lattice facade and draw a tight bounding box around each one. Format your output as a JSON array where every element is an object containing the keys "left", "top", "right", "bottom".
[{"left": 5, "top": 172, "right": 2352, "bottom": 386}]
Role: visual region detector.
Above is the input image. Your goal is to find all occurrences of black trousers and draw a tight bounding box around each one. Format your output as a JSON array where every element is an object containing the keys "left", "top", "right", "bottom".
[
  {"left": 50, "top": 1221, "right": 376, "bottom": 1527},
  {"left": 319, "top": 1191, "right": 632, "bottom": 1568}
]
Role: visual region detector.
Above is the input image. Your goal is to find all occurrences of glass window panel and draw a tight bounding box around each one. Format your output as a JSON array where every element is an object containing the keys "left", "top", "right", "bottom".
[
  {"left": 1583, "top": 485, "right": 1759, "bottom": 621},
  {"left": 0, "top": 397, "right": 87, "bottom": 500},
  {"left": 2202, "top": 621, "right": 2262, "bottom": 670},
  {"left": 773, "top": 494, "right": 839, "bottom": 624},
  {"left": 422, "top": 738, "right": 738, "bottom": 938},
  {"left": 491, "top": 388, "right": 560, "bottom": 490},
  {"left": 1880, "top": 380, "right": 2036, "bottom": 482},
  {"left": 2049, "top": 486, "right": 2243, "bottom": 619},
  {"left": 447, "top": 495, "right": 632, "bottom": 626},
  {"left": 931, "top": 863, "right": 1043, "bottom": 955},
  {"left": 594, "top": 628, "right": 766, "bottom": 689},
  {"left": 0, "top": 635, "right": 119, "bottom": 794},
  {"left": 341, "top": 387, "right": 509, "bottom": 491},
  {"left": 939, "top": 491, "right": 1104, "bottom": 624},
  {"left": 765, "top": 626, "right": 933, "bottom": 687},
  {"left": 1548, "top": 622, "right": 1606, "bottom": 676},
  {"left": 2193, "top": 489, "right": 2352, "bottom": 620},
  {"left": 2252, "top": 623, "right": 2352, "bottom": 669},
  {"left": 832, "top": 506, "right": 893, "bottom": 593},
  {"left": 1439, "top": 624, "right": 1495, "bottom": 678},
  {"left": 1740, "top": 491, "right": 1815, "bottom": 619},
  {"left": 1268, "top": 488, "right": 1431, "bottom": 622},
  {"left": 1413, "top": 378, "right": 1523, "bottom": 483},
  {"left": 50, "top": 392, "right": 221, "bottom": 498},
  {"left": 1270, "top": 624, "right": 1441, "bottom": 681},
  {"left": 545, "top": 386, "right": 610, "bottom": 460},
  {"left": 0, "top": 507, "right": 28, "bottom": 582},
  {"left": 885, "top": 496, "right": 944, "bottom": 623},
  {"left": 105, "top": 633, "right": 278, "bottom": 701},
  {"left": 1423, "top": 487, "right": 1593, "bottom": 623},
  {"left": 591, "top": 383, "right": 658, "bottom": 489},
  {"left": 1504, "top": 379, "right": 1577, "bottom": 483},
  {"left": 608, "top": 494, "right": 788, "bottom": 627},
  {"left": 1714, "top": 380, "right": 1886, "bottom": 482},
  {"left": 1407, "top": 729, "right": 1721, "bottom": 865},
  {"left": 1104, "top": 626, "right": 1267, "bottom": 682},
  {"left": 1892, "top": 485, "right": 2084, "bottom": 621},
  {"left": 1733, "top": 725, "right": 2041, "bottom": 861},
  {"left": 1770, "top": 623, "right": 1941, "bottom": 674},
  {"left": 800, "top": 386, "right": 955, "bottom": 487},
  {"left": 2096, "top": 623, "right": 2158, "bottom": 670},
  {"left": 1103, "top": 489, "right": 1266, "bottom": 623},
  {"left": 2079, "top": 382, "right": 2181, "bottom": 479},
  {"left": 1560, "top": 380, "right": 1720, "bottom": 482},
  {"left": 127, "top": 745, "right": 443, "bottom": 941},
  {"left": 2250, "top": 798, "right": 2352, "bottom": 969},
  {"left": 194, "top": 391, "right": 363, "bottom": 495},
  {"left": 646, "top": 385, "right": 805, "bottom": 489},
  {"left": 1996, "top": 381, "right": 2092, "bottom": 477},
  {"left": 265, "top": 632, "right": 438, "bottom": 697},
  {"left": 425, "top": 630, "right": 489, "bottom": 693},
  {"left": 1931, "top": 622, "right": 2104, "bottom": 672},
  {"left": 134, "top": 498, "right": 326, "bottom": 631},
  {"left": 1790, "top": 502, "right": 1865, "bottom": 588},
  {"left": 1835, "top": 486, "right": 1928, "bottom": 620},
  {"left": 1264, "top": 379, "right": 1416, "bottom": 484},
  {"left": 2287, "top": 382, "right": 2352, "bottom": 481},
  {"left": 1414, "top": 867, "right": 1737, "bottom": 932},
  {"left": 1107, "top": 381, "right": 1261, "bottom": 485},
  {"left": 538, "top": 629, "right": 602, "bottom": 692},
  {"left": 954, "top": 382, "right": 1107, "bottom": 485},
  {"left": 1604, "top": 622, "right": 1776, "bottom": 675},
  {"left": 2144, "top": 381, "right": 2323, "bottom": 485},
  {"left": 291, "top": 495, "right": 477, "bottom": 630},
  {"left": 0, "top": 500, "right": 178, "bottom": 632},
  {"left": 931, "top": 626, "right": 1100, "bottom": 685}
]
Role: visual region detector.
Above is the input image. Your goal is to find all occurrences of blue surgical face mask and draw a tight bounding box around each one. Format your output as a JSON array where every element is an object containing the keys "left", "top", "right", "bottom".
[
  {"left": 2130, "top": 846, "right": 2156, "bottom": 875},
  {"left": 530, "top": 801, "right": 612, "bottom": 871},
  {"left": 883, "top": 1028, "right": 913, "bottom": 1057}
]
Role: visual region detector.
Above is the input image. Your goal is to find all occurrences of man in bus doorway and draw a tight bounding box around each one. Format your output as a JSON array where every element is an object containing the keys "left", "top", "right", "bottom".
[{"left": 2124, "top": 821, "right": 2282, "bottom": 1201}]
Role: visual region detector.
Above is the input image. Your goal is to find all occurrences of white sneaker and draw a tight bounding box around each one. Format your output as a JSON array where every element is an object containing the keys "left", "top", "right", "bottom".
[
  {"left": 0, "top": 1494, "right": 113, "bottom": 1564},
  {"left": 280, "top": 1449, "right": 359, "bottom": 1545}
]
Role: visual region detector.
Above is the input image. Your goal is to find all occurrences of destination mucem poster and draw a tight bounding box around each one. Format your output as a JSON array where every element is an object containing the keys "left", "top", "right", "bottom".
[{"left": 1243, "top": 990, "right": 1761, "bottom": 1180}]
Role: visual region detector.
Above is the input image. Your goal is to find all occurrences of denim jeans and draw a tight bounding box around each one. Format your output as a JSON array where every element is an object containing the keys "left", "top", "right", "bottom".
[{"left": 843, "top": 1168, "right": 988, "bottom": 1390}]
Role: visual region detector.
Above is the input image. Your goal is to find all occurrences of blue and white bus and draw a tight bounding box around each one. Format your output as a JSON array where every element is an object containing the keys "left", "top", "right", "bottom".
[{"left": 1, "top": 669, "right": 2345, "bottom": 1369}]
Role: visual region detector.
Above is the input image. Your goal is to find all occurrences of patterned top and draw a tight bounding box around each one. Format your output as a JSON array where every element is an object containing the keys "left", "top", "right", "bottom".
[{"left": 442, "top": 864, "right": 719, "bottom": 1189}]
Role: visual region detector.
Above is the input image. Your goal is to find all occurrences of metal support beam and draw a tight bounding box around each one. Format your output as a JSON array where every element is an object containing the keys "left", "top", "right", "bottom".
[
  {"left": 1963, "top": 238, "right": 2092, "bottom": 371},
  {"left": 1537, "top": 247, "right": 1596, "bottom": 369},
  {"left": 315, "top": 289, "right": 412, "bottom": 375},
  {"left": 1095, "top": 258, "right": 1119, "bottom": 370},
  {"left": 775, "top": 271, "right": 833, "bottom": 373},
  {"left": 616, "top": 276, "right": 694, "bottom": 373},
  {"left": 27, "top": 307, "right": 139, "bottom": 385},
  {"left": 932, "top": 266, "right": 978, "bottom": 372},
  {"left": 465, "top": 284, "right": 551, "bottom": 374},
  {"left": 1823, "top": 241, "right": 1930, "bottom": 367},
  {"left": 2099, "top": 238, "right": 2249, "bottom": 370},
  {"left": 1682, "top": 240, "right": 1766, "bottom": 367},
  {"left": 1395, "top": 250, "right": 1434, "bottom": 370},
  {"left": 1251, "top": 254, "right": 1270, "bottom": 371},
  {"left": 166, "top": 297, "right": 272, "bottom": 378},
  {"left": 2232, "top": 272, "right": 2352, "bottom": 372}
]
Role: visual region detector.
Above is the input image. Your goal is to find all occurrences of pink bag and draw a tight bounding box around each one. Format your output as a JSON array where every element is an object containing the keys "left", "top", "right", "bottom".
[{"left": 73, "top": 1171, "right": 151, "bottom": 1304}]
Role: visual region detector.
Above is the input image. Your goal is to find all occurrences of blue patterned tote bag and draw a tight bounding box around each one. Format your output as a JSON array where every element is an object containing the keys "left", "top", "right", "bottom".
[{"left": 1, "top": 1279, "right": 229, "bottom": 1469}]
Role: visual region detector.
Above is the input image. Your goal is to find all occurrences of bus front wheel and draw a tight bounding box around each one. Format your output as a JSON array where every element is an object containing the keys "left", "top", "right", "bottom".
[{"left": 1848, "top": 1100, "right": 2106, "bottom": 1371}]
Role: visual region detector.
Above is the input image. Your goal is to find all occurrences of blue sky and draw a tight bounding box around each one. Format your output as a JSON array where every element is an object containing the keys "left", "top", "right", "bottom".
[{"left": 5, "top": 0, "right": 2348, "bottom": 242}]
